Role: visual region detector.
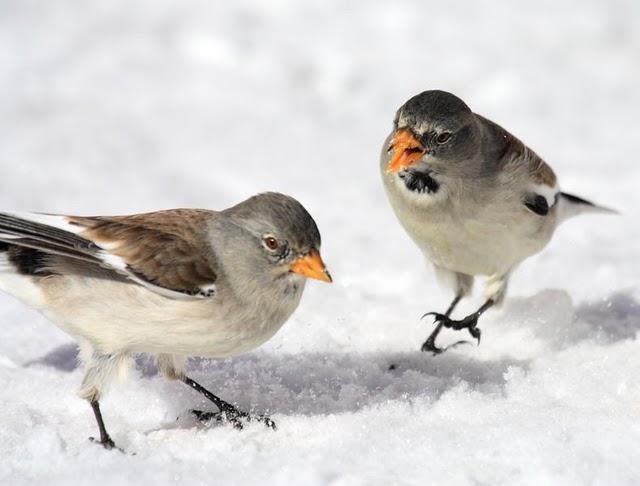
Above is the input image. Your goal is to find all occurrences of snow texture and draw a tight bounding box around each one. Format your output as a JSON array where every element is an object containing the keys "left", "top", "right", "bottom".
[{"left": 1, "top": 0, "right": 639, "bottom": 484}]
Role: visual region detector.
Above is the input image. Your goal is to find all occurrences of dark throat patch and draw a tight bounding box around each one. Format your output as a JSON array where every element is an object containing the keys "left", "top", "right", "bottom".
[{"left": 399, "top": 169, "right": 440, "bottom": 194}]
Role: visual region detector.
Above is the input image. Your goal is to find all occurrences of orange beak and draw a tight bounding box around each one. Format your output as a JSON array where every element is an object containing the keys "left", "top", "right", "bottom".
[
  {"left": 289, "top": 249, "right": 332, "bottom": 283},
  {"left": 385, "top": 129, "right": 426, "bottom": 173}
]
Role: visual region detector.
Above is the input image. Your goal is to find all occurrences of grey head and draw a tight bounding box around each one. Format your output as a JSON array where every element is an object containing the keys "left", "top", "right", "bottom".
[
  {"left": 383, "top": 90, "right": 484, "bottom": 181},
  {"left": 219, "top": 192, "right": 331, "bottom": 284}
]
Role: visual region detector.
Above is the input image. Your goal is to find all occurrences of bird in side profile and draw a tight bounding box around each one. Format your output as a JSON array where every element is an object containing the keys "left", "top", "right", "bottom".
[
  {"left": 380, "top": 90, "right": 614, "bottom": 354},
  {"left": 0, "top": 192, "right": 331, "bottom": 450}
]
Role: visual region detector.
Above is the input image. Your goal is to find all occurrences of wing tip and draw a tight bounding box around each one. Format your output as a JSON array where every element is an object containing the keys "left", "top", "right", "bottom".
[{"left": 559, "top": 192, "right": 620, "bottom": 218}]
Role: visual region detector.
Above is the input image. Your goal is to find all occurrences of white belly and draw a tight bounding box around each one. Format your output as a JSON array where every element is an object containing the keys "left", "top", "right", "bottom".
[
  {"left": 34, "top": 275, "right": 303, "bottom": 358},
  {"left": 408, "top": 213, "right": 549, "bottom": 275},
  {"left": 384, "top": 177, "right": 556, "bottom": 276}
]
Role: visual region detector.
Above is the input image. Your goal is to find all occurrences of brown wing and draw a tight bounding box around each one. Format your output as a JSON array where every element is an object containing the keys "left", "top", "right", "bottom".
[
  {"left": 478, "top": 113, "right": 558, "bottom": 188},
  {"left": 479, "top": 114, "right": 559, "bottom": 215},
  {"left": 68, "top": 209, "right": 218, "bottom": 296},
  {"left": 0, "top": 209, "right": 218, "bottom": 299},
  {"left": 503, "top": 137, "right": 560, "bottom": 215}
]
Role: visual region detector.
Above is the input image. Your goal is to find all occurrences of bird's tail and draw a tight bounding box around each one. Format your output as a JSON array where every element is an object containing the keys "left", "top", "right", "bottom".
[{"left": 557, "top": 192, "right": 618, "bottom": 223}]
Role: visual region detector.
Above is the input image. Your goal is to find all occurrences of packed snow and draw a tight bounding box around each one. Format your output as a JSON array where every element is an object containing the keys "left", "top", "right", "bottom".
[{"left": 1, "top": 0, "right": 639, "bottom": 484}]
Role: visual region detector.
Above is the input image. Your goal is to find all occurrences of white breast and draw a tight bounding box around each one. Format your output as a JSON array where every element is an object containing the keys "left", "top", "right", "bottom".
[{"left": 382, "top": 172, "right": 557, "bottom": 276}]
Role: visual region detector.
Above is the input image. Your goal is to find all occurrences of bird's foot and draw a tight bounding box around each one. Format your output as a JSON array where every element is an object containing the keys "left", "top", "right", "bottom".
[
  {"left": 89, "top": 435, "right": 124, "bottom": 452},
  {"left": 191, "top": 408, "right": 276, "bottom": 431},
  {"left": 424, "top": 312, "right": 482, "bottom": 342},
  {"left": 420, "top": 336, "right": 472, "bottom": 355},
  {"left": 420, "top": 312, "right": 482, "bottom": 354}
]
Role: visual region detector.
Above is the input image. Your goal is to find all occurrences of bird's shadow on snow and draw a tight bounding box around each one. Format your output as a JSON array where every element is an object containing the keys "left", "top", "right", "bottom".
[
  {"left": 497, "top": 288, "right": 640, "bottom": 349},
  {"left": 25, "top": 290, "right": 640, "bottom": 419},
  {"left": 24, "top": 342, "right": 527, "bottom": 417},
  {"left": 574, "top": 291, "right": 640, "bottom": 342},
  {"left": 168, "top": 351, "right": 526, "bottom": 417}
]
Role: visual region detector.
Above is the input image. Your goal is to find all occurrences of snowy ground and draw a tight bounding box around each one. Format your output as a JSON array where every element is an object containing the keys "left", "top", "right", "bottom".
[{"left": 1, "top": 0, "right": 640, "bottom": 484}]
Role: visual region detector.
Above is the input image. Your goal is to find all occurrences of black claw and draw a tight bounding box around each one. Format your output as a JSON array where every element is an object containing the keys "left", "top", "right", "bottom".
[
  {"left": 428, "top": 313, "right": 480, "bottom": 334},
  {"left": 419, "top": 296, "right": 490, "bottom": 355},
  {"left": 446, "top": 339, "right": 475, "bottom": 350},
  {"left": 421, "top": 311, "right": 446, "bottom": 322},
  {"left": 469, "top": 326, "right": 481, "bottom": 345},
  {"left": 420, "top": 311, "right": 482, "bottom": 355},
  {"left": 229, "top": 417, "right": 245, "bottom": 430},
  {"left": 191, "top": 409, "right": 215, "bottom": 422},
  {"left": 421, "top": 339, "right": 444, "bottom": 355},
  {"left": 449, "top": 316, "right": 476, "bottom": 331},
  {"left": 89, "top": 436, "right": 123, "bottom": 452},
  {"left": 192, "top": 410, "right": 244, "bottom": 429},
  {"left": 260, "top": 416, "right": 277, "bottom": 430},
  {"left": 192, "top": 409, "right": 245, "bottom": 429},
  {"left": 191, "top": 409, "right": 276, "bottom": 430},
  {"left": 422, "top": 338, "right": 474, "bottom": 355}
]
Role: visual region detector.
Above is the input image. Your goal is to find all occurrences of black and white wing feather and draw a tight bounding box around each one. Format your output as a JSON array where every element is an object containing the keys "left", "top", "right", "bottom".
[{"left": 0, "top": 210, "right": 218, "bottom": 299}]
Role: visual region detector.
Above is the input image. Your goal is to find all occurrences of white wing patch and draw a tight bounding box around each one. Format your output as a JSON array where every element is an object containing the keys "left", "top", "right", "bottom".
[{"left": 96, "top": 250, "right": 128, "bottom": 271}]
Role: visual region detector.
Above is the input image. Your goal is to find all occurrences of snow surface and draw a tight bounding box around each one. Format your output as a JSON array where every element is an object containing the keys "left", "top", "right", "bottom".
[{"left": 1, "top": 0, "right": 640, "bottom": 484}]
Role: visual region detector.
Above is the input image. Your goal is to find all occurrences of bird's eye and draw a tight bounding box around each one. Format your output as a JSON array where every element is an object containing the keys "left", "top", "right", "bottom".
[
  {"left": 436, "top": 132, "right": 452, "bottom": 144},
  {"left": 263, "top": 236, "right": 279, "bottom": 250}
]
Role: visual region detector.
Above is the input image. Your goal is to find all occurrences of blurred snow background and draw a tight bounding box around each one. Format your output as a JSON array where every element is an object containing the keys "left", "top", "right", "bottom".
[{"left": 1, "top": 0, "right": 639, "bottom": 484}]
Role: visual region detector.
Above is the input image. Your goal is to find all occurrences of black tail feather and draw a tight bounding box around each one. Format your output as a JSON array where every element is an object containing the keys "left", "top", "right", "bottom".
[
  {"left": 560, "top": 192, "right": 596, "bottom": 207},
  {"left": 558, "top": 192, "right": 617, "bottom": 221}
]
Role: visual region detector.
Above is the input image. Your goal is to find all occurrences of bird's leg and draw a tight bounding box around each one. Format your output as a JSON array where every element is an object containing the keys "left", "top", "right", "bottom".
[
  {"left": 88, "top": 400, "right": 117, "bottom": 450},
  {"left": 79, "top": 349, "right": 129, "bottom": 451},
  {"left": 182, "top": 376, "right": 276, "bottom": 430},
  {"left": 423, "top": 299, "right": 495, "bottom": 353},
  {"left": 420, "top": 294, "right": 463, "bottom": 354}
]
